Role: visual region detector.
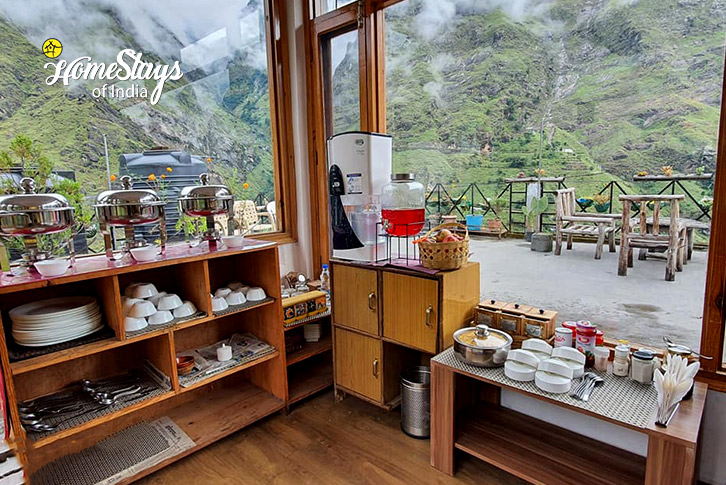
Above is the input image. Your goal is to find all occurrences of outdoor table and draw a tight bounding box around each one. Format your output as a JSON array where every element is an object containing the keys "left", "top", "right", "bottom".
[
  {"left": 630, "top": 216, "right": 710, "bottom": 261},
  {"left": 632, "top": 173, "right": 713, "bottom": 221}
]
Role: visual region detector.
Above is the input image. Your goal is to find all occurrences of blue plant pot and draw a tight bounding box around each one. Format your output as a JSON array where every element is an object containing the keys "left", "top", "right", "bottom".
[
  {"left": 465, "top": 214, "right": 484, "bottom": 230},
  {"left": 594, "top": 202, "right": 611, "bottom": 213}
]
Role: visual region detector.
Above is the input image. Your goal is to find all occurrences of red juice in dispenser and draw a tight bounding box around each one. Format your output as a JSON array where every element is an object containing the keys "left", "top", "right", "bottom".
[
  {"left": 382, "top": 208, "right": 425, "bottom": 236},
  {"left": 381, "top": 173, "right": 426, "bottom": 237}
]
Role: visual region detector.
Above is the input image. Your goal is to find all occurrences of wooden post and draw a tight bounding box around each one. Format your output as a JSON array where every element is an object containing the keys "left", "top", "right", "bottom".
[
  {"left": 555, "top": 192, "right": 563, "bottom": 256},
  {"left": 595, "top": 223, "right": 605, "bottom": 260},
  {"left": 639, "top": 202, "right": 648, "bottom": 260},
  {"left": 608, "top": 219, "right": 616, "bottom": 252},
  {"left": 430, "top": 361, "right": 456, "bottom": 475},
  {"left": 666, "top": 199, "right": 679, "bottom": 281},
  {"left": 618, "top": 199, "right": 631, "bottom": 276}
]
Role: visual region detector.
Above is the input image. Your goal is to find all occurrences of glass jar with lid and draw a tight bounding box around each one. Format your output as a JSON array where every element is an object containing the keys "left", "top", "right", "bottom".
[{"left": 381, "top": 173, "right": 425, "bottom": 236}]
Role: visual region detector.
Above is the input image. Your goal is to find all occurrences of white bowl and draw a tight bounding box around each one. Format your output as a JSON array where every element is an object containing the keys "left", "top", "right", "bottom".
[
  {"left": 148, "top": 291, "right": 168, "bottom": 307},
  {"left": 129, "top": 300, "right": 157, "bottom": 318},
  {"left": 173, "top": 301, "right": 197, "bottom": 318},
  {"left": 225, "top": 291, "right": 246, "bottom": 306},
  {"left": 157, "top": 293, "right": 183, "bottom": 311},
  {"left": 122, "top": 297, "right": 143, "bottom": 316},
  {"left": 246, "top": 287, "right": 267, "bottom": 301},
  {"left": 222, "top": 235, "right": 244, "bottom": 248},
  {"left": 124, "top": 283, "right": 141, "bottom": 297},
  {"left": 131, "top": 282, "right": 159, "bottom": 299},
  {"left": 34, "top": 259, "right": 71, "bottom": 277},
  {"left": 124, "top": 316, "right": 148, "bottom": 332},
  {"left": 130, "top": 246, "right": 159, "bottom": 262},
  {"left": 238, "top": 285, "right": 251, "bottom": 295},
  {"left": 214, "top": 287, "right": 232, "bottom": 298},
  {"left": 148, "top": 310, "right": 173, "bottom": 325},
  {"left": 212, "top": 297, "right": 229, "bottom": 312},
  {"left": 227, "top": 281, "right": 244, "bottom": 291}
]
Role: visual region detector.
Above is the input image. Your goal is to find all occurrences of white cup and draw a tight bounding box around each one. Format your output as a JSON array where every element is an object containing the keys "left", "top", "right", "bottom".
[{"left": 217, "top": 343, "right": 233, "bottom": 362}]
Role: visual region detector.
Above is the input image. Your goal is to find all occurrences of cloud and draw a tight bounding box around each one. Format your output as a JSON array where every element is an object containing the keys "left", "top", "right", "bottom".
[{"left": 413, "top": 0, "right": 555, "bottom": 40}]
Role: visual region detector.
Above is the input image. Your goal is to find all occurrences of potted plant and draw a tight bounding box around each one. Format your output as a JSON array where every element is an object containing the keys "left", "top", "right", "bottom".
[
  {"left": 577, "top": 197, "right": 593, "bottom": 210},
  {"left": 488, "top": 197, "right": 507, "bottom": 231},
  {"left": 592, "top": 194, "right": 611, "bottom": 213},
  {"left": 661, "top": 165, "right": 674, "bottom": 177},
  {"left": 522, "top": 196, "right": 549, "bottom": 241}
]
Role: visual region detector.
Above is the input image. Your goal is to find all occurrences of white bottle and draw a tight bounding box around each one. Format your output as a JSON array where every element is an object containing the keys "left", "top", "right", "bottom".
[{"left": 320, "top": 263, "right": 331, "bottom": 308}]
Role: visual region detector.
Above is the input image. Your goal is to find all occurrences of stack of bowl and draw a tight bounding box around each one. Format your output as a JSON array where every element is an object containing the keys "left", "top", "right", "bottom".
[
  {"left": 211, "top": 281, "right": 267, "bottom": 312},
  {"left": 122, "top": 282, "right": 198, "bottom": 332}
]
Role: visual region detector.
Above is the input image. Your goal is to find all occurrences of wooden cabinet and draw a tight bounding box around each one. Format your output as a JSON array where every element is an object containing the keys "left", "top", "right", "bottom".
[
  {"left": 332, "top": 264, "right": 379, "bottom": 335},
  {"left": 382, "top": 273, "right": 438, "bottom": 353},
  {"left": 331, "top": 261, "right": 480, "bottom": 409},
  {"left": 334, "top": 328, "right": 381, "bottom": 402}
]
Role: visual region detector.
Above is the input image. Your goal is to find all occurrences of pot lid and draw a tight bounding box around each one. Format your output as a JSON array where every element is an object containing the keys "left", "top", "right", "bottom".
[
  {"left": 0, "top": 178, "right": 73, "bottom": 212},
  {"left": 454, "top": 324, "right": 512, "bottom": 349},
  {"left": 179, "top": 173, "right": 232, "bottom": 200},
  {"left": 95, "top": 175, "right": 164, "bottom": 207}
]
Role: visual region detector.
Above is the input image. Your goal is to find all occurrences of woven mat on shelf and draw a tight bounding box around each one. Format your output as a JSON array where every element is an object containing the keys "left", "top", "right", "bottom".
[
  {"left": 178, "top": 347, "right": 277, "bottom": 388},
  {"left": 8, "top": 326, "right": 115, "bottom": 362},
  {"left": 124, "top": 310, "right": 208, "bottom": 339},
  {"left": 283, "top": 310, "right": 331, "bottom": 329},
  {"left": 26, "top": 364, "right": 172, "bottom": 442},
  {"left": 212, "top": 297, "right": 274, "bottom": 318},
  {"left": 31, "top": 417, "right": 195, "bottom": 485},
  {"left": 432, "top": 347, "right": 658, "bottom": 429}
]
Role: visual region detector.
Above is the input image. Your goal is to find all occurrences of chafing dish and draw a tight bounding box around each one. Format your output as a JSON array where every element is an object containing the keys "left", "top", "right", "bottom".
[
  {"left": 94, "top": 175, "right": 166, "bottom": 259},
  {"left": 453, "top": 324, "right": 512, "bottom": 367},
  {"left": 0, "top": 177, "right": 75, "bottom": 264},
  {"left": 178, "top": 173, "right": 233, "bottom": 244}
]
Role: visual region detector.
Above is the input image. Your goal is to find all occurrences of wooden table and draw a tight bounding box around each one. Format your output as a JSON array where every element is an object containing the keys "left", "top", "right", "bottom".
[
  {"left": 630, "top": 216, "right": 710, "bottom": 261},
  {"left": 430, "top": 356, "right": 707, "bottom": 485}
]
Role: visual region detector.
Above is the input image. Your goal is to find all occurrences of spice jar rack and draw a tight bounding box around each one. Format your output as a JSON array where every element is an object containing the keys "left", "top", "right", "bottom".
[{"left": 476, "top": 299, "right": 557, "bottom": 347}]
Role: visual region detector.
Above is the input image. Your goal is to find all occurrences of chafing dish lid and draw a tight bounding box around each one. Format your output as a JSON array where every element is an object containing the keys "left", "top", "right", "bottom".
[
  {"left": 454, "top": 324, "right": 512, "bottom": 349},
  {"left": 179, "top": 173, "right": 232, "bottom": 200},
  {"left": 94, "top": 175, "right": 165, "bottom": 207},
  {"left": 0, "top": 178, "right": 73, "bottom": 213}
]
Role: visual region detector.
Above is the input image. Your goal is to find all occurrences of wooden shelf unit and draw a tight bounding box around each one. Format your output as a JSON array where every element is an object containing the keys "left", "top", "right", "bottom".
[
  {"left": 287, "top": 334, "right": 332, "bottom": 366},
  {"left": 0, "top": 241, "right": 288, "bottom": 480}
]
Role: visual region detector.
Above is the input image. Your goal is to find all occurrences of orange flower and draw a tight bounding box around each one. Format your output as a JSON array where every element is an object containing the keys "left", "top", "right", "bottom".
[
  {"left": 110, "top": 174, "right": 116, "bottom": 181},
  {"left": 166, "top": 167, "right": 172, "bottom": 173},
  {"left": 161, "top": 174, "right": 166, "bottom": 179},
  {"left": 206, "top": 157, "right": 212, "bottom": 163},
  {"left": 148, "top": 174, "right": 156, "bottom": 181},
  {"left": 243, "top": 182, "right": 249, "bottom": 189}
]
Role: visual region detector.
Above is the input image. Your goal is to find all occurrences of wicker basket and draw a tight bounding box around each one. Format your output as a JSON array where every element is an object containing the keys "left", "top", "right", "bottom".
[{"left": 418, "top": 222, "right": 470, "bottom": 270}]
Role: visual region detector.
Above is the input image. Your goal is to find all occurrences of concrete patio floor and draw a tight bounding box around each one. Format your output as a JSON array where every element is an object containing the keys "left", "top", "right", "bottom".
[{"left": 468, "top": 236, "right": 707, "bottom": 351}]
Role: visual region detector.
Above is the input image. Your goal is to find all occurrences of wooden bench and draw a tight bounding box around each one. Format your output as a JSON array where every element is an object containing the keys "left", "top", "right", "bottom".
[{"left": 555, "top": 188, "right": 621, "bottom": 259}]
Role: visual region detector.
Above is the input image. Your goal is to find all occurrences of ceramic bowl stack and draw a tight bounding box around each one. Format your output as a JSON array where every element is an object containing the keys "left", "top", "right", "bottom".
[
  {"left": 122, "top": 282, "right": 197, "bottom": 332},
  {"left": 211, "top": 282, "right": 266, "bottom": 312},
  {"left": 10, "top": 296, "right": 104, "bottom": 347}
]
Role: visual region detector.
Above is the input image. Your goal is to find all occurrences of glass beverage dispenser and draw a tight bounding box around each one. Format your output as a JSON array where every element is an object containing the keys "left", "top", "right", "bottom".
[{"left": 381, "top": 173, "right": 425, "bottom": 236}]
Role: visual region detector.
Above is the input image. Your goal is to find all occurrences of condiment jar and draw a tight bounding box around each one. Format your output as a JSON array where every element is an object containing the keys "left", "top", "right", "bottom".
[
  {"left": 554, "top": 327, "right": 573, "bottom": 348},
  {"left": 630, "top": 350, "right": 657, "bottom": 384},
  {"left": 596, "top": 329, "right": 604, "bottom": 346},
  {"left": 576, "top": 321, "right": 597, "bottom": 367},
  {"left": 612, "top": 344, "right": 630, "bottom": 377},
  {"left": 562, "top": 321, "right": 577, "bottom": 347},
  {"left": 594, "top": 346, "right": 610, "bottom": 373}
]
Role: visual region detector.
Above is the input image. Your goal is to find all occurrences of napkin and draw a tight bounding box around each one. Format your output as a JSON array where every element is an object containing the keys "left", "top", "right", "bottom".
[{"left": 654, "top": 354, "right": 699, "bottom": 425}]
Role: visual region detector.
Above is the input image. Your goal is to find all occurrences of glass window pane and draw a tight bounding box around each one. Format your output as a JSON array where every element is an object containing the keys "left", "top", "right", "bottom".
[
  {"left": 316, "top": 0, "right": 357, "bottom": 17},
  {"left": 385, "top": 0, "right": 726, "bottom": 351},
  {"left": 325, "top": 30, "right": 360, "bottom": 135},
  {"left": 0, "top": 0, "right": 280, "bottom": 263}
]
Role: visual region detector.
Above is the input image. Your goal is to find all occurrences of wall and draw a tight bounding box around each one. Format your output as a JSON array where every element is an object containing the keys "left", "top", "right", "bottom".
[{"left": 278, "top": 2, "right": 726, "bottom": 484}]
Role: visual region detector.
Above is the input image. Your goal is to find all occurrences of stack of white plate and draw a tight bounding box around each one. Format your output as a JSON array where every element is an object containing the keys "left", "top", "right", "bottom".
[{"left": 10, "top": 296, "right": 104, "bottom": 347}]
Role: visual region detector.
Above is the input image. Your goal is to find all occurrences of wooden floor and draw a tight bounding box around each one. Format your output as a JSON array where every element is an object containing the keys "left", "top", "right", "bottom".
[{"left": 138, "top": 390, "right": 525, "bottom": 485}]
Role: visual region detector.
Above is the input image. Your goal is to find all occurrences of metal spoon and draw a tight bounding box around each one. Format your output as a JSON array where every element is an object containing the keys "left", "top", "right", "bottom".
[
  {"left": 663, "top": 337, "right": 713, "bottom": 360},
  {"left": 581, "top": 375, "right": 605, "bottom": 402},
  {"left": 93, "top": 387, "right": 143, "bottom": 405}
]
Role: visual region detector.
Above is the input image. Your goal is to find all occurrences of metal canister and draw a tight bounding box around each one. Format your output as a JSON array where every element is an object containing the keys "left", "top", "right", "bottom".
[
  {"left": 554, "top": 327, "right": 573, "bottom": 348},
  {"left": 400, "top": 366, "right": 431, "bottom": 438},
  {"left": 562, "top": 321, "right": 577, "bottom": 347}
]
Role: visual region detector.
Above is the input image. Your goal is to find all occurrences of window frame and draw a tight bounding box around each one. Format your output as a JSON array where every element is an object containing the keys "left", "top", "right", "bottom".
[{"left": 305, "top": 0, "right": 726, "bottom": 388}]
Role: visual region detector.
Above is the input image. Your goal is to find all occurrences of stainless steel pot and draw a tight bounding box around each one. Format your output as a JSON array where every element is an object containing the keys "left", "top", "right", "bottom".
[
  {"left": 0, "top": 178, "right": 75, "bottom": 236},
  {"left": 453, "top": 324, "right": 512, "bottom": 367},
  {"left": 94, "top": 175, "right": 165, "bottom": 226},
  {"left": 178, "top": 173, "right": 233, "bottom": 218}
]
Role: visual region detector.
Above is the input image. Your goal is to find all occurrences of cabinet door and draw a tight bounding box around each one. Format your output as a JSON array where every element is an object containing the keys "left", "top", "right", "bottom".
[
  {"left": 334, "top": 328, "right": 382, "bottom": 402},
  {"left": 332, "top": 264, "right": 379, "bottom": 335},
  {"left": 382, "top": 272, "right": 439, "bottom": 353}
]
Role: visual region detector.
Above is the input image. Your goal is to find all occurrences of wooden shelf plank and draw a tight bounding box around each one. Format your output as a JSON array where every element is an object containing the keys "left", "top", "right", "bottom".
[
  {"left": 283, "top": 310, "right": 331, "bottom": 331},
  {"left": 288, "top": 358, "right": 332, "bottom": 405},
  {"left": 202, "top": 298, "right": 277, "bottom": 326},
  {"left": 455, "top": 405, "right": 645, "bottom": 485},
  {"left": 286, "top": 335, "right": 332, "bottom": 366},
  {"left": 178, "top": 350, "right": 280, "bottom": 393}
]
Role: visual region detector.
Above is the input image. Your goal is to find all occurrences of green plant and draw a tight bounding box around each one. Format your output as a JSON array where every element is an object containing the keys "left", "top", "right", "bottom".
[
  {"left": 522, "top": 196, "right": 549, "bottom": 231},
  {"left": 591, "top": 194, "right": 610, "bottom": 206},
  {"left": 696, "top": 166, "right": 705, "bottom": 175}
]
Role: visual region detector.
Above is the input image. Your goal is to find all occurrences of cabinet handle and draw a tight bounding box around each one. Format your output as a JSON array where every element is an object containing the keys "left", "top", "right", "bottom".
[
  {"left": 368, "top": 292, "right": 376, "bottom": 311},
  {"left": 372, "top": 358, "right": 379, "bottom": 378},
  {"left": 425, "top": 305, "right": 434, "bottom": 327}
]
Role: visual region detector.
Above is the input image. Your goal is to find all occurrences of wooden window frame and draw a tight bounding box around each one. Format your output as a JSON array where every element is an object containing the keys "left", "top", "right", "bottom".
[
  {"left": 251, "top": 0, "right": 298, "bottom": 244},
  {"left": 305, "top": 0, "right": 726, "bottom": 388}
]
